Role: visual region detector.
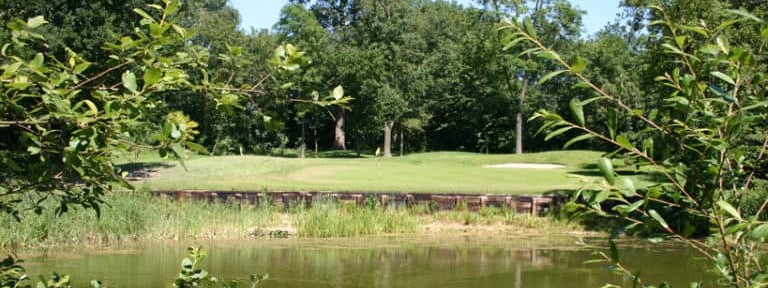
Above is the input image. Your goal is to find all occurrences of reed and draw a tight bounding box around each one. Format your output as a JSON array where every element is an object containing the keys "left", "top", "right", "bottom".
[
  {"left": 295, "top": 199, "right": 417, "bottom": 237},
  {"left": 0, "top": 192, "right": 580, "bottom": 248},
  {"left": 0, "top": 191, "right": 281, "bottom": 247}
]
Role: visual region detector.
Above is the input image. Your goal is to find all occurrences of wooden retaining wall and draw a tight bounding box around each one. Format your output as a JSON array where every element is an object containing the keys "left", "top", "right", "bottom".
[{"left": 150, "top": 190, "right": 570, "bottom": 215}]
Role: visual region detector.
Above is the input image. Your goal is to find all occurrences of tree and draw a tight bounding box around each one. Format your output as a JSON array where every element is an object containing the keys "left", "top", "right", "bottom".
[
  {"left": 0, "top": 0, "right": 146, "bottom": 66},
  {"left": 505, "top": 1, "right": 768, "bottom": 286},
  {"left": 300, "top": 0, "right": 366, "bottom": 151},
  {"left": 0, "top": 0, "right": 315, "bottom": 222},
  {"left": 484, "top": 0, "right": 584, "bottom": 154}
]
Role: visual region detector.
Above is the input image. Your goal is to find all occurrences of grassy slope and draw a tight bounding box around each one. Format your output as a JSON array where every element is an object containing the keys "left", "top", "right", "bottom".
[{"left": 135, "top": 151, "right": 610, "bottom": 194}]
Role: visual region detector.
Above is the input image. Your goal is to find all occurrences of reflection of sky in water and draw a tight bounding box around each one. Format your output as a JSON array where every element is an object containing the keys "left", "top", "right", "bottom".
[{"left": 23, "top": 235, "right": 714, "bottom": 288}]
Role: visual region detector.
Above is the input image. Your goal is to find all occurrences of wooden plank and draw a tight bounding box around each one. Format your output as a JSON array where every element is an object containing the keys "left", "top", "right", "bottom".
[{"left": 147, "top": 190, "right": 568, "bottom": 215}]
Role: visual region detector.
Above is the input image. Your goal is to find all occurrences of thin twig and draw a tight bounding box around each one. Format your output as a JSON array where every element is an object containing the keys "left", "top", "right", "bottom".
[
  {"left": 0, "top": 120, "right": 49, "bottom": 125},
  {"left": 69, "top": 61, "right": 132, "bottom": 92},
  {"left": 744, "top": 136, "right": 768, "bottom": 190}
]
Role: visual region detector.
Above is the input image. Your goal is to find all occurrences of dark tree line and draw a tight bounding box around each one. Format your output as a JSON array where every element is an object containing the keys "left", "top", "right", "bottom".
[{"left": 4, "top": 0, "right": 763, "bottom": 161}]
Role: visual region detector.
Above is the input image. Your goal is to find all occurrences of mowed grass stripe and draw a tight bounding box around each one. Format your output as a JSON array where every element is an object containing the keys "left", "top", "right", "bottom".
[{"left": 135, "top": 151, "right": 605, "bottom": 194}]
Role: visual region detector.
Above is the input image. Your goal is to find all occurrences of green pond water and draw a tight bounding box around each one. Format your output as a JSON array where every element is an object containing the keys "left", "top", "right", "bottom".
[{"left": 22, "top": 235, "right": 714, "bottom": 287}]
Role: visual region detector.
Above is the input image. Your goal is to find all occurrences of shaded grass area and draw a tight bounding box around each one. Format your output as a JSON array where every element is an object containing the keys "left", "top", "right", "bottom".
[
  {"left": 0, "top": 191, "right": 581, "bottom": 248},
  {"left": 134, "top": 151, "right": 618, "bottom": 194}
]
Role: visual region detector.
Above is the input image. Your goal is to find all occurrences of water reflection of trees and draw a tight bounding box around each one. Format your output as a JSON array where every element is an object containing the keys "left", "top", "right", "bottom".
[
  {"left": 264, "top": 246, "right": 602, "bottom": 287},
  {"left": 27, "top": 242, "right": 709, "bottom": 287}
]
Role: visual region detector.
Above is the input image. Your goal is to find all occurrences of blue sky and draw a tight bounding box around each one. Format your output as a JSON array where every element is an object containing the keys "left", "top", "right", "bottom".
[{"left": 229, "top": 0, "right": 622, "bottom": 36}]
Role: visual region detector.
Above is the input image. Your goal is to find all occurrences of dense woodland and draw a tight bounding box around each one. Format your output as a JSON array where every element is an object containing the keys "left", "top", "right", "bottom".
[{"left": 1, "top": 0, "right": 762, "bottom": 159}]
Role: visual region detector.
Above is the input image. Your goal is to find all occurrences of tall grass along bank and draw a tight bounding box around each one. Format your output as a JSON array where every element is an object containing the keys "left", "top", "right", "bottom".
[{"left": 0, "top": 192, "right": 583, "bottom": 248}]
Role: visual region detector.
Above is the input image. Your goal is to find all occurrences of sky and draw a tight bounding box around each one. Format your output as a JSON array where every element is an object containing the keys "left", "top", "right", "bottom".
[{"left": 228, "top": 0, "right": 623, "bottom": 36}]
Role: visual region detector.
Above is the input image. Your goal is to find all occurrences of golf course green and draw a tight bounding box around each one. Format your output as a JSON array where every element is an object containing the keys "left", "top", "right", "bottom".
[{"left": 131, "top": 151, "right": 628, "bottom": 194}]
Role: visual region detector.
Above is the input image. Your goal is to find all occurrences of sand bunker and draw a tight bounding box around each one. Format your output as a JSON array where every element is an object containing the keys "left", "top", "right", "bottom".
[{"left": 483, "top": 163, "right": 565, "bottom": 169}]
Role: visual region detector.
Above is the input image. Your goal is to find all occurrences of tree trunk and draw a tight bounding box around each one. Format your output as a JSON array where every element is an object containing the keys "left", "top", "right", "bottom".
[
  {"left": 333, "top": 108, "right": 346, "bottom": 150},
  {"left": 516, "top": 73, "right": 529, "bottom": 155},
  {"left": 399, "top": 127, "right": 404, "bottom": 156},
  {"left": 354, "top": 130, "right": 361, "bottom": 157},
  {"left": 383, "top": 121, "right": 394, "bottom": 158},
  {"left": 300, "top": 118, "right": 306, "bottom": 158},
  {"left": 313, "top": 128, "right": 318, "bottom": 155},
  {"left": 491, "top": 0, "right": 534, "bottom": 155}
]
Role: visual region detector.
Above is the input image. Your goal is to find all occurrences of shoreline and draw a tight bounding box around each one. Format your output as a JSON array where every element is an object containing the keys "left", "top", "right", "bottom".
[{"left": 2, "top": 211, "right": 593, "bottom": 251}]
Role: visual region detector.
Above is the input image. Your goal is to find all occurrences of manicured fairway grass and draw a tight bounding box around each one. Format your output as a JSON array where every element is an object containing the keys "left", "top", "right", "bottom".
[{"left": 131, "top": 151, "right": 621, "bottom": 194}]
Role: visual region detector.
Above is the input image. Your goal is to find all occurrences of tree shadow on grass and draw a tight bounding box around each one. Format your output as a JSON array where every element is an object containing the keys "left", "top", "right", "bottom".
[
  {"left": 117, "top": 162, "right": 174, "bottom": 181},
  {"left": 268, "top": 149, "right": 369, "bottom": 159},
  {"left": 317, "top": 150, "right": 367, "bottom": 158}
]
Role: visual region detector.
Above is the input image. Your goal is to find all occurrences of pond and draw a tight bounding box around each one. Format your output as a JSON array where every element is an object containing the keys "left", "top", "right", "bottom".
[{"left": 22, "top": 235, "right": 715, "bottom": 287}]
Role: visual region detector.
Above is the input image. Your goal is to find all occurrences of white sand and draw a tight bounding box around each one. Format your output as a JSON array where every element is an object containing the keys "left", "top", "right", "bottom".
[{"left": 483, "top": 163, "right": 565, "bottom": 169}]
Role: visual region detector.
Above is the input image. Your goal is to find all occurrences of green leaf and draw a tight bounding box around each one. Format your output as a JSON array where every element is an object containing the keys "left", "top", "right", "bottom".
[
  {"left": 583, "top": 259, "right": 606, "bottom": 264},
  {"left": 30, "top": 53, "right": 44, "bottom": 67},
  {"left": 332, "top": 85, "right": 344, "bottom": 100},
  {"left": 538, "top": 70, "right": 567, "bottom": 85},
  {"left": 166, "top": 0, "right": 181, "bottom": 14},
  {"left": 543, "top": 112, "right": 563, "bottom": 122},
  {"left": 642, "top": 138, "right": 654, "bottom": 156},
  {"left": 593, "top": 189, "right": 610, "bottom": 204},
  {"left": 26, "top": 16, "right": 48, "bottom": 28},
  {"left": 674, "top": 36, "right": 687, "bottom": 48},
  {"left": 597, "top": 157, "right": 615, "bottom": 185},
  {"left": 171, "top": 125, "right": 181, "bottom": 139},
  {"left": 571, "top": 81, "right": 591, "bottom": 89},
  {"left": 523, "top": 16, "right": 537, "bottom": 38},
  {"left": 143, "top": 67, "right": 162, "bottom": 87},
  {"left": 762, "top": 27, "right": 768, "bottom": 41},
  {"left": 616, "top": 134, "right": 632, "bottom": 150},
  {"left": 27, "top": 146, "right": 41, "bottom": 155},
  {"left": 680, "top": 25, "right": 708, "bottom": 37},
  {"left": 147, "top": 4, "right": 164, "bottom": 11},
  {"left": 700, "top": 44, "right": 721, "bottom": 55},
  {"left": 581, "top": 96, "right": 605, "bottom": 106},
  {"left": 563, "top": 134, "right": 593, "bottom": 149},
  {"left": 606, "top": 108, "right": 617, "bottom": 139},
  {"left": 181, "top": 257, "right": 193, "bottom": 269},
  {"left": 545, "top": 126, "right": 573, "bottom": 141},
  {"left": 717, "top": 200, "right": 741, "bottom": 220},
  {"left": 170, "top": 144, "right": 187, "bottom": 171},
  {"left": 728, "top": 9, "right": 763, "bottom": 23},
  {"left": 74, "top": 62, "right": 90, "bottom": 74},
  {"left": 716, "top": 19, "right": 742, "bottom": 32},
  {"left": 571, "top": 57, "right": 587, "bottom": 74},
  {"left": 172, "top": 24, "right": 187, "bottom": 37},
  {"left": 569, "top": 98, "right": 585, "bottom": 126},
  {"left": 537, "top": 51, "right": 560, "bottom": 61},
  {"left": 502, "top": 37, "right": 527, "bottom": 50},
  {"left": 648, "top": 209, "right": 669, "bottom": 229},
  {"left": 626, "top": 200, "right": 644, "bottom": 213},
  {"left": 751, "top": 224, "right": 768, "bottom": 239},
  {"left": 609, "top": 239, "right": 619, "bottom": 262},
  {"left": 710, "top": 71, "right": 735, "bottom": 85},
  {"left": 185, "top": 141, "right": 209, "bottom": 155},
  {"left": 716, "top": 37, "right": 729, "bottom": 54},
  {"left": 133, "top": 8, "right": 156, "bottom": 23},
  {"left": 619, "top": 177, "right": 636, "bottom": 197},
  {"left": 122, "top": 71, "right": 138, "bottom": 93},
  {"left": 82, "top": 100, "right": 98, "bottom": 116},
  {"left": 517, "top": 47, "right": 541, "bottom": 57}
]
